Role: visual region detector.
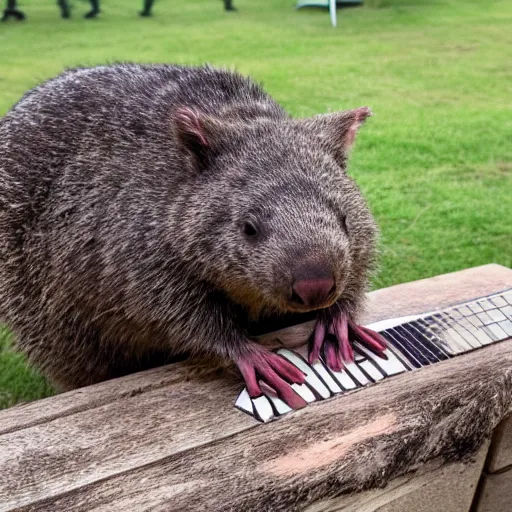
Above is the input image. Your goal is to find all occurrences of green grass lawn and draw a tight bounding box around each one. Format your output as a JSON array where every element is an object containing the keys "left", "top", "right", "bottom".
[{"left": 1, "top": 0, "right": 511, "bottom": 409}]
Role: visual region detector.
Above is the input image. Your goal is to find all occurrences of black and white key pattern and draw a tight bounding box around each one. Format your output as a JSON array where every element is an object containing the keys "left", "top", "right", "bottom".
[{"left": 235, "top": 288, "right": 512, "bottom": 422}]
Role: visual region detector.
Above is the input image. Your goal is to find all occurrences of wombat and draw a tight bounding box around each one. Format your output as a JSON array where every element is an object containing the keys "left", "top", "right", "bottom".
[{"left": 0, "top": 64, "right": 386, "bottom": 409}]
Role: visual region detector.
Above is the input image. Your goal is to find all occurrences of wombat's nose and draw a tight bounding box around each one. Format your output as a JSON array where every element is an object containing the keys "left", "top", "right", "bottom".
[{"left": 291, "top": 265, "right": 336, "bottom": 308}]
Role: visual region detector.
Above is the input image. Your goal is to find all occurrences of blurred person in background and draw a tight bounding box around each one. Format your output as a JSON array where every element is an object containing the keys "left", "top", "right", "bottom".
[
  {"left": 2, "top": 0, "right": 237, "bottom": 22},
  {"left": 140, "top": 0, "right": 237, "bottom": 16}
]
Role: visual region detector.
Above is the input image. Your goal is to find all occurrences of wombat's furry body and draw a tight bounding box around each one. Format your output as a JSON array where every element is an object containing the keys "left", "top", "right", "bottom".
[{"left": 0, "top": 64, "right": 385, "bottom": 407}]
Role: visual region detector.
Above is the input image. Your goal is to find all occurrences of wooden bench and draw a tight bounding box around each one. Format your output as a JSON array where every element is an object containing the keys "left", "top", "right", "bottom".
[{"left": 1, "top": 264, "right": 511, "bottom": 511}]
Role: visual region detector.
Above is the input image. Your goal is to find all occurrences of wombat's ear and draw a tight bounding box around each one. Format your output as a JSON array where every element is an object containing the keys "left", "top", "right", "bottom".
[
  {"left": 305, "top": 106, "right": 372, "bottom": 162},
  {"left": 174, "top": 107, "right": 225, "bottom": 168}
]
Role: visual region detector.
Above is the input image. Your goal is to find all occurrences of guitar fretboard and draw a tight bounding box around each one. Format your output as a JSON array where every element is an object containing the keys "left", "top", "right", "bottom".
[{"left": 235, "top": 289, "right": 512, "bottom": 422}]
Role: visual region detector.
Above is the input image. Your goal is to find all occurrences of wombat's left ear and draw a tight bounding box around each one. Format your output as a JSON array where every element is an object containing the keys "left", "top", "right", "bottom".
[
  {"left": 174, "top": 107, "right": 228, "bottom": 168},
  {"left": 305, "top": 106, "right": 372, "bottom": 161}
]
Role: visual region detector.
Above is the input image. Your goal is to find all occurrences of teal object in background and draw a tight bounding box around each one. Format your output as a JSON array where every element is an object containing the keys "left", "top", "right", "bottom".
[{"left": 296, "top": 0, "right": 363, "bottom": 27}]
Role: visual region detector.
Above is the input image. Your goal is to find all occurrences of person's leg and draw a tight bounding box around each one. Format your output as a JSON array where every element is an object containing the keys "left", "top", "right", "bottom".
[
  {"left": 140, "top": 0, "right": 154, "bottom": 17},
  {"left": 85, "top": 0, "right": 100, "bottom": 19},
  {"left": 57, "top": 0, "right": 71, "bottom": 18},
  {"left": 2, "top": 0, "right": 26, "bottom": 21},
  {"left": 224, "top": 0, "right": 237, "bottom": 11}
]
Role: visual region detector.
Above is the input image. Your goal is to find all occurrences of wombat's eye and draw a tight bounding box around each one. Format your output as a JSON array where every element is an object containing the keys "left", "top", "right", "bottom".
[
  {"left": 242, "top": 221, "right": 259, "bottom": 239},
  {"left": 340, "top": 215, "right": 348, "bottom": 234}
]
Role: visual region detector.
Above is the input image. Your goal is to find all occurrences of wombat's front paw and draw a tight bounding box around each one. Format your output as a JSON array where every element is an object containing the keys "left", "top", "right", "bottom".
[
  {"left": 236, "top": 348, "right": 308, "bottom": 409},
  {"left": 309, "top": 308, "right": 387, "bottom": 371}
]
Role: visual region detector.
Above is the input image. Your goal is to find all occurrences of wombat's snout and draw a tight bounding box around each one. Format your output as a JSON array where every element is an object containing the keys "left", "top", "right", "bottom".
[{"left": 290, "top": 263, "right": 336, "bottom": 309}]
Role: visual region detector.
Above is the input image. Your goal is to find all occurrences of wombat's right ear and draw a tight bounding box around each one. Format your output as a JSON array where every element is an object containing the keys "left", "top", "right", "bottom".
[
  {"left": 174, "top": 107, "right": 223, "bottom": 167},
  {"left": 303, "top": 106, "right": 372, "bottom": 164}
]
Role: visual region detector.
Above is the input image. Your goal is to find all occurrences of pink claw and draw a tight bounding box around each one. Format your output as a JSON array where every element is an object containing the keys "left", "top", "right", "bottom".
[
  {"left": 334, "top": 315, "right": 354, "bottom": 363},
  {"left": 237, "top": 349, "right": 308, "bottom": 410},
  {"left": 309, "top": 308, "right": 388, "bottom": 372},
  {"left": 309, "top": 312, "right": 353, "bottom": 372},
  {"left": 308, "top": 320, "right": 326, "bottom": 364},
  {"left": 325, "top": 342, "right": 343, "bottom": 372},
  {"left": 350, "top": 323, "right": 388, "bottom": 356}
]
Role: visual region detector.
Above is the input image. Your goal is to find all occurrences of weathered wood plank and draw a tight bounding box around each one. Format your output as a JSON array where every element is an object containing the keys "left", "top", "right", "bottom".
[
  {"left": 486, "top": 414, "right": 512, "bottom": 473},
  {"left": 305, "top": 441, "right": 490, "bottom": 512},
  {"left": 0, "top": 365, "right": 193, "bottom": 436},
  {"left": 476, "top": 468, "right": 512, "bottom": 512},
  {"left": 364, "top": 263, "right": 512, "bottom": 324},
  {"left": 12, "top": 338, "right": 512, "bottom": 512},
  {"left": 0, "top": 372, "right": 257, "bottom": 510}
]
